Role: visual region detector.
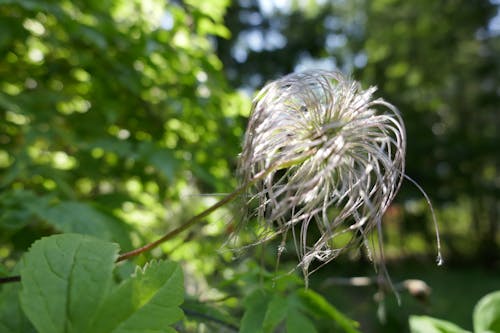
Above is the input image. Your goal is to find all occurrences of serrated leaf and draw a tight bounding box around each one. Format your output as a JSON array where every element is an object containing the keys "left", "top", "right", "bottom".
[
  {"left": 91, "top": 260, "right": 184, "bottom": 333},
  {"left": 19, "top": 234, "right": 184, "bottom": 333},
  {"left": 240, "top": 290, "right": 272, "bottom": 333},
  {"left": 19, "top": 234, "right": 119, "bottom": 333},
  {"left": 296, "top": 289, "right": 361, "bottom": 333},
  {"left": 409, "top": 316, "right": 471, "bottom": 333},
  {"left": 286, "top": 309, "right": 317, "bottom": 333},
  {"left": 263, "top": 295, "right": 288, "bottom": 333},
  {"left": 473, "top": 290, "right": 500, "bottom": 333}
]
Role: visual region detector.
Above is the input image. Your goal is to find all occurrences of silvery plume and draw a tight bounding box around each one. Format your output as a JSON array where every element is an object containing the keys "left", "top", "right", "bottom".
[{"left": 237, "top": 70, "right": 406, "bottom": 278}]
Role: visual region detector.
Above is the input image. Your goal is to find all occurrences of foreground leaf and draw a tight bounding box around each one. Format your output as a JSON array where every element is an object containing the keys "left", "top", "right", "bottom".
[
  {"left": 409, "top": 316, "right": 471, "bottom": 333},
  {"left": 296, "top": 289, "right": 361, "bottom": 333},
  {"left": 241, "top": 287, "right": 357, "bottom": 333},
  {"left": 19, "top": 234, "right": 184, "bottom": 333},
  {"left": 473, "top": 290, "right": 500, "bottom": 333},
  {"left": 0, "top": 280, "right": 36, "bottom": 333},
  {"left": 19, "top": 234, "right": 119, "bottom": 333},
  {"left": 91, "top": 260, "right": 184, "bottom": 333}
]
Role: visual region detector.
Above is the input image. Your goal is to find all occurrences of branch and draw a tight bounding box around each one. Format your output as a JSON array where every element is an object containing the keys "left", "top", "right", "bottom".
[
  {"left": 116, "top": 184, "right": 246, "bottom": 262},
  {"left": 0, "top": 275, "right": 20, "bottom": 284},
  {"left": 116, "top": 158, "right": 285, "bottom": 262},
  {"left": 182, "top": 307, "right": 239, "bottom": 331}
]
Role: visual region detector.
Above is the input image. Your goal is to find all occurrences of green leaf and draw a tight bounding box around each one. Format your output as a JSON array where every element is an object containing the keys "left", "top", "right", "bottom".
[
  {"left": 35, "top": 201, "right": 131, "bottom": 247},
  {"left": 18, "top": 234, "right": 184, "bottom": 333},
  {"left": 240, "top": 287, "right": 359, "bottom": 333},
  {"left": 149, "top": 149, "right": 180, "bottom": 181},
  {"left": 183, "top": 298, "right": 239, "bottom": 329},
  {"left": 88, "top": 139, "right": 134, "bottom": 159},
  {"left": 296, "top": 289, "right": 361, "bottom": 333},
  {"left": 286, "top": 309, "right": 317, "bottom": 333},
  {"left": 138, "top": 142, "right": 180, "bottom": 181},
  {"left": 0, "top": 279, "right": 36, "bottom": 333},
  {"left": 0, "top": 189, "right": 50, "bottom": 230},
  {"left": 262, "top": 295, "right": 288, "bottom": 332},
  {"left": 91, "top": 260, "right": 184, "bottom": 333},
  {"left": 409, "top": 316, "right": 471, "bottom": 333},
  {"left": 36, "top": 201, "right": 111, "bottom": 237},
  {"left": 0, "top": 263, "right": 7, "bottom": 277},
  {"left": 473, "top": 290, "right": 500, "bottom": 333},
  {"left": 19, "top": 234, "right": 119, "bottom": 333},
  {"left": 240, "top": 290, "right": 272, "bottom": 333}
]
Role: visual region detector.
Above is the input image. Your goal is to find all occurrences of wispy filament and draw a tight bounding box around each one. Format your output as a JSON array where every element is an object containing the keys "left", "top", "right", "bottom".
[{"left": 238, "top": 70, "right": 406, "bottom": 277}]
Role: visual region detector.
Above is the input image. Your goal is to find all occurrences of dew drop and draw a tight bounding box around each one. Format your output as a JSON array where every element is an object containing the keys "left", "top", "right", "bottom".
[{"left": 436, "top": 254, "right": 444, "bottom": 266}]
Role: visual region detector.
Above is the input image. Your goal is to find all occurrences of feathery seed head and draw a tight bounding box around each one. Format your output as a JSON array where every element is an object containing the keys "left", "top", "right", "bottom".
[{"left": 238, "top": 70, "right": 406, "bottom": 277}]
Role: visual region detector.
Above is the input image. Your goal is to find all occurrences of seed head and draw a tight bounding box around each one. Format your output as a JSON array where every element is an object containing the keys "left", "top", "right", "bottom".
[{"left": 238, "top": 70, "right": 406, "bottom": 277}]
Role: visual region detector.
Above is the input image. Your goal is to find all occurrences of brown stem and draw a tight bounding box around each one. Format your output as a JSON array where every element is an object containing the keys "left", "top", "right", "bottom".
[
  {"left": 116, "top": 184, "right": 247, "bottom": 262},
  {"left": 116, "top": 157, "right": 289, "bottom": 262},
  {"left": 0, "top": 275, "right": 20, "bottom": 284}
]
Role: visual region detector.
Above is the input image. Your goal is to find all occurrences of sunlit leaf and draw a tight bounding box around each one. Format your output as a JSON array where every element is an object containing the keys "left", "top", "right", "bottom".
[
  {"left": 409, "top": 316, "right": 471, "bottom": 333},
  {"left": 91, "top": 260, "right": 184, "bottom": 333},
  {"left": 19, "top": 234, "right": 184, "bottom": 333},
  {"left": 473, "top": 290, "right": 500, "bottom": 333},
  {"left": 296, "top": 289, "right": 361, "bottom": 333},
  {"left": 19, "top": 234, "right": 119, "bottom": 333}
]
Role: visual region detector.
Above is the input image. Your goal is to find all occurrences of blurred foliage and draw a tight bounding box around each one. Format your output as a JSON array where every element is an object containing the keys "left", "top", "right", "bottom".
[{"left": 0, "top": 0, "right": 249, "bottom": 261}]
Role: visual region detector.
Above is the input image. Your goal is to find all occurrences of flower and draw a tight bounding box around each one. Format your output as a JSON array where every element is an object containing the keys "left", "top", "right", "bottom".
[{"left": 237, "top": 70, "right": 406, "bottom": 278}]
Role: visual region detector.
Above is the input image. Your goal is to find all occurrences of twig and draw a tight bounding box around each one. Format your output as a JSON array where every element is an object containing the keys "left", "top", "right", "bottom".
[
  {"left": 182, "top": 308, "right": 239, "bottom": 331},
  {"left": 116, "top": 159, "right": 285, "bottom": 262},
  {"left": 116, "top": 184, "right": 246, "bottom": 262},
  {"left": 0, "top": 275, "right": 20, "bottom": 284}
]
